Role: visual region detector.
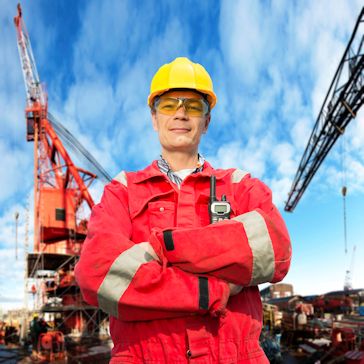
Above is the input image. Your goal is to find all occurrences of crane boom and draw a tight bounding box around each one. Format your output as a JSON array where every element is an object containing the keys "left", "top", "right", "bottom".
[
  {"left": 285, "top": 7, "right": 364, "bottom": 212},
  {"left": 14, "top": 4, "right": 46, "bottom": 108}
]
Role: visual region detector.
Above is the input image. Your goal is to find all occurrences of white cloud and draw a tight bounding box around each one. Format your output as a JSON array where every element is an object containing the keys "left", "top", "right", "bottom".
[
  {"left": 294, "top": 0, "right": 360, "bottom": 50},
  {"left": 347, "top": 108, "right": 364, "bottom": 154},
  {"left": 0, "top": 3, "right": 37, "bottom": 310},
  {"left": 282, "top": 84, "right": 305, "bottom": 124},
  {"left": 271, "top": 142, "right": 296, "bottom": 177},
  {"left": 291, "top": 0, "right": 363, "bottom": 119},
  {"left": 0, "top": 3, "right": 30, "bottom": 142},
  {"left": 0, "top": 197, "right": 33, "bottom": 311},
  {"left": 55, "top": 0, "right": 193, "bottom": 173},
  {"left": 269, "top": 177, "right": 293, "bottom": 207},
  {"left": 209, "top": 132, "right": 274, "bottom": 179},
  {"left": 0, "top": 141, "right": 33, "bottom": 204},
  {"left": 347, "top": 160, "right": 364, "bottom": 191},
  {"left": 290, "top": 117, "right": 312, "bottom": 150},
  {"left": 219, "top": 0, "right": 272, "bottom": 87},
  {"left": 215, "top": 1, "right": 364, "bottom": 277},
  {"left": 310, "top": 34, "right": 345, "bottom": 118},
  {"left": 65, "top": 79, "right": 119, "bottom": 133}
]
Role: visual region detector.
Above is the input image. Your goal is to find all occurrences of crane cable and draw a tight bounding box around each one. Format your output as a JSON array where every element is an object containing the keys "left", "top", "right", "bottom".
[
  {"left": 48, "top": 112, "right": 112, "bottom": 184},
  {"left": 340, "top": 135, "right": 348, "bottom": 254}
]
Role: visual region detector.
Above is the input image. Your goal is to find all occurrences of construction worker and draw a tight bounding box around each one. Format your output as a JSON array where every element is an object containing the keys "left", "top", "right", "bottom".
[
  {"left": 30, "top": 314, "right": 41, "bottom": 355},
  {"left": 75, "top": 57, "right": 292, "bottom": 363}
]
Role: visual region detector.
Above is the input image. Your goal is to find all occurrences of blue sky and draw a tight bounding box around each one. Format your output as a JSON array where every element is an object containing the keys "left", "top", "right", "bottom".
[{"left": 0, "top": 0, "right": 363, "bottom": 311}]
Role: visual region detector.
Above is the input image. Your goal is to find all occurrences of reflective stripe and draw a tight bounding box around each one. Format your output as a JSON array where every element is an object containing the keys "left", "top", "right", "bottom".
[
  {"left": 198, "top": 277, "right": 209, "bottom": 310},
  {"left": 113, "top": 171, "right": 127, "bottom": 187},
  {"left": 231, "top": 169, "right": 249, "bottom": 183},
  {"left": 233, "top": 211, "right": 275, "bottom": 285},
  {"left": 97, "top": 242, "right": 155, "bottom": 318}
]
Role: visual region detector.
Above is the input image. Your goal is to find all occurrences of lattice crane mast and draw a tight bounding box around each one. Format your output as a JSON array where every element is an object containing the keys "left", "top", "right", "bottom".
[{"left": 285, "top": 7, "right": 364, "bottom": 212}]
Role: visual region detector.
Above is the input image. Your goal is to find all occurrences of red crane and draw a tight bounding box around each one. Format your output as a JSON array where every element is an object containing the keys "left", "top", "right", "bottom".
[
  {"left": 14, "top": 4, "right": 108, "bottom": 340},
  {"left": 14, "top": 4, "right": 96, "bottom": 254}
]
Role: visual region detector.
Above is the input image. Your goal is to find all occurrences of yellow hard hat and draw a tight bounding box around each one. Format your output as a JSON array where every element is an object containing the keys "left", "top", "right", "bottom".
[{"left": 148, "top": 57, "right": 217, "bottom": 109}]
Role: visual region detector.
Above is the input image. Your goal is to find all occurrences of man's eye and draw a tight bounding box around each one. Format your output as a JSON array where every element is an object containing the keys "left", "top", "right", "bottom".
[
  {"left": 160, "top": 102, "right": 176, "bottom": 110},
  {"left": 188, "top": 102, "right": 203, "bottom": 111}
]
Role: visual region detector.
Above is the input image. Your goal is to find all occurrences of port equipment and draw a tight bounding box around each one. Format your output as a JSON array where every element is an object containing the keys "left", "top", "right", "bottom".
[
  {"left": 285, "top": 7, "right": 364, "bottom": 212},
  {"left": 14, "top": 4, "right": 109, "bottom": 338},
  {"left": 37, "top": 331, "right": 66, "bottom": 362}
]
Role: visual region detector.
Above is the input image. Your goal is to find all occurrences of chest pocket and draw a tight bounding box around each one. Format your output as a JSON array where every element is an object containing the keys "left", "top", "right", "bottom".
[
  {"left": 196, "top": 193, "right": 210, "bottom": 227},
  {"left": 148, "top": 201, "right": 175, "bottom": 230}
]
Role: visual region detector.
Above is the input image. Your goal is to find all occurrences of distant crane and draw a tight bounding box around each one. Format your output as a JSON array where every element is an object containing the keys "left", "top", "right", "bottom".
[
  {"left": 344, "top": 245, "right": 356, "bottom": 291},
  {"left": 14, "top": 211, "right": 19, "bottom": 260},
  {"left": 285, "top": 7, "right": 364, "bottom": 212}
]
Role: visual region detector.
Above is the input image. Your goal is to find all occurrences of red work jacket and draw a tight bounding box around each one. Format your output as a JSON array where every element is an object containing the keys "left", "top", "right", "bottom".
[{"left": 75, "top": 161, "right": 292, "bottom": 363}]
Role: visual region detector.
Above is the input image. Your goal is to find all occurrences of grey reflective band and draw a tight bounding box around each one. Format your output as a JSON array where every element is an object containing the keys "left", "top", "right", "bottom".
[
  {"left": 113, "top": 171, "right": 128, "bottom": 187},
  {"left": 97, "top": 243, "right": 155, "bottom": 318},
  {"left": 233, "top": 211, "right": 275, "bottom": 285},
  {"left": 231, "top": 169, "right": 249, "bottom": 184}
]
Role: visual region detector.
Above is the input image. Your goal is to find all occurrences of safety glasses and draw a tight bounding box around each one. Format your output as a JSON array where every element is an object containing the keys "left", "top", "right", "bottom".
[{"left": 154, "top": 97, "right": 210, "bottom": 117}]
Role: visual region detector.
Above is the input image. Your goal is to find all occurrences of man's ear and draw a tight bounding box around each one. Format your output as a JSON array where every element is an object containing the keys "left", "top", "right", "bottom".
[
  {"left": 151, "top": 111, "right": 159, "bottom": 132},
  {"left": 203, "top": 114, "right": 211, "bottom": 134}
]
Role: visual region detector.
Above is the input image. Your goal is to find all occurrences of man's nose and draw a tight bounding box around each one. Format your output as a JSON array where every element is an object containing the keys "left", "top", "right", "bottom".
[{"left": 174, "top": 105, "right": 188, "bottom": 119}]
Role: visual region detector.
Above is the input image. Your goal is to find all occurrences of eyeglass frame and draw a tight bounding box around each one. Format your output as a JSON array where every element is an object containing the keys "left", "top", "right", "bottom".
[{"left": 152, "top": 93, "right": 211, "bottom": 116}]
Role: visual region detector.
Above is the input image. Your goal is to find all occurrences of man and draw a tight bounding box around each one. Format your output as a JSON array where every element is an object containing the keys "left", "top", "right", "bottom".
[
  {"left": 75, "top": 57, "right": 291, "bottom": 363},
  {"left": 30, "top": 314, "right": 41, "bottom": 355}
]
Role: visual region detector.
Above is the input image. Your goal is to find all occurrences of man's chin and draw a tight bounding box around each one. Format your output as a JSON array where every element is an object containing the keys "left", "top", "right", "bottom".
[
  {"left": 163, "top": 143, "right": 197, "bottom": 153},
  {"left": 164, "top": 137, "right": 194, "bottom": 148}
]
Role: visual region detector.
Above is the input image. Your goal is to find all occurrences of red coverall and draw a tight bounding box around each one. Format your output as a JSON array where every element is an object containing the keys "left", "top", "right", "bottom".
[{"left": 75, "top": 160, "right": 291, "bottom": 363}]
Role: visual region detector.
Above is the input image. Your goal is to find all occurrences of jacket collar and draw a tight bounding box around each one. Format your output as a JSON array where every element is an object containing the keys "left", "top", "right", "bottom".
[{"left": 133, "top": 160, "right": 231, "bottom": 184}]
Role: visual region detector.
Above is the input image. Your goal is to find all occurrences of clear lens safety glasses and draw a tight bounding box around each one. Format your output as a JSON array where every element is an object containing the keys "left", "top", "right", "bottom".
[{"left": 154, "top": 97, "right": 209, "bottom": 117}]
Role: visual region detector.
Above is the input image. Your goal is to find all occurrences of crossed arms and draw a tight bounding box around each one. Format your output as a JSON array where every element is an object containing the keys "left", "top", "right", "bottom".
[{"left": 75, "top": 173, "right": 291, "bottom": 321}]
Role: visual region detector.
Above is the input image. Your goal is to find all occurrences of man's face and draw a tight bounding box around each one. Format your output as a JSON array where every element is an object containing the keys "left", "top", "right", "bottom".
[{"left": 151, "top": 90, "right": 210, "bottom": 154}]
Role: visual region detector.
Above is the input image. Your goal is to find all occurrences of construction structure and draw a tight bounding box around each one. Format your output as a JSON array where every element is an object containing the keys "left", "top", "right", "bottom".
[
  {"left": 260, "top": 283, "right": 294, "bottom": 301},
  {"left": 285, "top": 7, "right": 364, "bottom": 212},
  {"left": 13, "top": 3, "right": 111, "bottom": 346}
]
